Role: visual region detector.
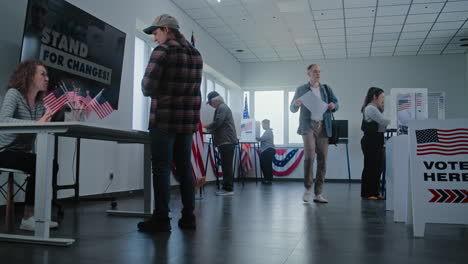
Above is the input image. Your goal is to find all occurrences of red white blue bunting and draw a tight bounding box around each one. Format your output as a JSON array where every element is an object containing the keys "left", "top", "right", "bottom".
[{"left": 273, "top": 148, "right": 304, "bottom": 176}]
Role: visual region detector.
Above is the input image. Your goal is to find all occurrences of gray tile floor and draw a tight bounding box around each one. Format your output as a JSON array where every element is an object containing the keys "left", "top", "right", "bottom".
[{"left": 0, "top": 182, "right": 467, "bottom": 264}]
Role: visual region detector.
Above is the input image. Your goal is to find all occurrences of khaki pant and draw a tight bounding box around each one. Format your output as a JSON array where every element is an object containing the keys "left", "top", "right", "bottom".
[{"left": 302, "top": 120, "right": 329, "bottom": 195}]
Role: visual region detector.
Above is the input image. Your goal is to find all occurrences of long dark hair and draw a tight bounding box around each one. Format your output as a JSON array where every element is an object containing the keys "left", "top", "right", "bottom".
[
  {"left": 361, "top": 87, "right": 384, "bottom": 113},
  {"left": 7, "top": 60, "right": 45, "bottom": 97}
]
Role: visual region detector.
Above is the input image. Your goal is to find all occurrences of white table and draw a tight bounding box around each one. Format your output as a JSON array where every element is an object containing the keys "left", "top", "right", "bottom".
[{"left": 0, "top": 122, "right": 151, "bottom": 246}]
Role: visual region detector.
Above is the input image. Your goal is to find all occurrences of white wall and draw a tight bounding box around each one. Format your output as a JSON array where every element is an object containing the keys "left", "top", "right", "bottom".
[
  {"left": 0, "top": 0, "right": 241, "bottom": 204},
  {"left": 242, "top": 54, "right": 467, "bottom": 180}
]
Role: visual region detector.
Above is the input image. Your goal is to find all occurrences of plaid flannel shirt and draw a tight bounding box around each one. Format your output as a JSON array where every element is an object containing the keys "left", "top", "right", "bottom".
[{"left": 142, "top": 37, "right": 203, "bottom": 133}]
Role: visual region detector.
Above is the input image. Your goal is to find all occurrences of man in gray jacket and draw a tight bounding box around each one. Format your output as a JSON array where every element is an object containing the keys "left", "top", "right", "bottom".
[{"left": 203, "top": 91, "right": 237, "bottom": 196}]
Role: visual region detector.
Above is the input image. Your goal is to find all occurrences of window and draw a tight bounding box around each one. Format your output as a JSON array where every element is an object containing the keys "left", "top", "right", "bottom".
[
  {"left": 132, "top": 37, "right": 152, "bottom": 130},
  {"left": 215, "top": 82, "right": 226, "bottom": 102},
  {"left": 254, "top": 91, "right": 284, "bottom": 145},
  {"left": 288, "top": 91, "right": 302, "bottom": 144},
  {"left": 207, "top": 79, "right": 214, "bottom": 94}
]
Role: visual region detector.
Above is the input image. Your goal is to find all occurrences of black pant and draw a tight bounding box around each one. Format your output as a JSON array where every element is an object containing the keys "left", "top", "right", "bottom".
[
  {"left": 360, "top": 133, "right": 384, "bottom": 198},
  {"left": 0, "top": 150, "right": 36, "bottom": 206},
  {"left": 260, "top": 148, "right": 275, "bottom": 181},
  {"left": 218, "top": 144, "right": 235, "bottom": 191}
]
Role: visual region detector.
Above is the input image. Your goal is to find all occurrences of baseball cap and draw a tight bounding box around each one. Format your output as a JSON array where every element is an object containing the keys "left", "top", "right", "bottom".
[
  {"left": 143, "top": 14, "right": 180, "bottom": 34},
  {"left": 206, "top": 91, "right": 220, "bottom": 104}
]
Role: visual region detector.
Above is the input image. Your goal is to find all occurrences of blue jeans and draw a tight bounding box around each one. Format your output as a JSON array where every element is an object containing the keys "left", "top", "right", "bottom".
[{"left": 149, "top": 128, "right": 195, "bottom": 216}]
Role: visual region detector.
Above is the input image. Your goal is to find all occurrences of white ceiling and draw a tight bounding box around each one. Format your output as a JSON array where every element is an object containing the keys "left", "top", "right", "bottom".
[{"left": 171, "top": 0, "right": 468, "bottom": 62}]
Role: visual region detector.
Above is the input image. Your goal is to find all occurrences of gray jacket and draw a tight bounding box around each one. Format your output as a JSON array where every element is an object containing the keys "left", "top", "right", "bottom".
[
  {"left": 207, "top": 102, "right": 237, "bottom": 146},
  {"left": 0, "top": 88, "right": 45, "bottom": 152},
  {"left": 257, "top": 128, "right": 274, "bottom": 153},
  {"left": 290, "top": 83, "right": 339, "bottom": 136}
]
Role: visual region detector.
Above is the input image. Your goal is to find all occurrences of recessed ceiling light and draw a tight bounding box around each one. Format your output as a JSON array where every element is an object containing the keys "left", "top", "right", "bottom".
[
  {"left": 460, "top": 44, "right": 468, "bottom": 47},
  {"left": 217, "top": 0, "right": 221, "bottom": 3},
  {"left": 460, "top": 38, "right": 468, "bottom": 41},
  {"left": 236, "top": 49, "right": 244, "bottom": 52}
]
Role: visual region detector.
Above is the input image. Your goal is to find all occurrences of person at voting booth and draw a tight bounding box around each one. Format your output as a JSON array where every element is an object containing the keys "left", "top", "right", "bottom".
[
  {"left": 139, "top": 14, "right": 203, "bottom": 232},
  {"left": 290, "top": 64, "right": 339, "bottom": 204},
  {"left": 0, "top": 60, "right": 56, "bottom": 231},
  {"left": 203, "top": 91, "right": 237, "bottom": 196},
  {"left": 257, "top": 119, "right": 275, "bottom": 184},
  {"left": 360, "top": 87, "right": 390, "bottom": 200}
]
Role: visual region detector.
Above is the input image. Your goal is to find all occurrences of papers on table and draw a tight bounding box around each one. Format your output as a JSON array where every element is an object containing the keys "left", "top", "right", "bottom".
[{"left": 297, "top": 91, "right": 328, "bottom": 120}]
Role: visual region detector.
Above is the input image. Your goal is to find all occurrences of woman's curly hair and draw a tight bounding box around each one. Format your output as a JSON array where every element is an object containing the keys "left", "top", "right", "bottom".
[{"left": 7, "top": 60, "right": 45, "bottom": 97}]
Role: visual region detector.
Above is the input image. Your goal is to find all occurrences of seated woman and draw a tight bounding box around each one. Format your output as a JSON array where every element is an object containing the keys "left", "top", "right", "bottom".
[{"left": 0, "top": 60, "right": 56, "bottom": 231}]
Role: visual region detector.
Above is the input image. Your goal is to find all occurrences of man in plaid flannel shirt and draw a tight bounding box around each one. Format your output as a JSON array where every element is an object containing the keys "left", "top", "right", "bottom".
[{"left": 138, "top": 14, "right": 203, "bottom": 233}]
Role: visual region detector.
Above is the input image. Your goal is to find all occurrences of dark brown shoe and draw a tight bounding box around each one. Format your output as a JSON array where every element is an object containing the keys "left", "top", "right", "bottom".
[
  {"left": 138, "top": 216, "right": 171, "bottom": 233},
  {"left": 178, "top": 214, "right": 196, "bottom": 230}
]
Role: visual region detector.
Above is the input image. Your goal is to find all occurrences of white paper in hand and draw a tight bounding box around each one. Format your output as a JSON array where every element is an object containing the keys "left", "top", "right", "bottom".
[{"left": 297, "top": 91, "right": 328, "bottom": 120}]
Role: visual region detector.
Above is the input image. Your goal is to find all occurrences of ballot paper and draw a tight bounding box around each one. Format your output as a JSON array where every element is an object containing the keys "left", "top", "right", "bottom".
[{"left": 297, "top": 91, "right": 328, "bottom": 120}]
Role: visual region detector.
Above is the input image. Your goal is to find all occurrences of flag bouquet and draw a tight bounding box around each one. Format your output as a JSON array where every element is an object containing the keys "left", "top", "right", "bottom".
[{"left": 43, "top": 81, "right": 114, "bottom": 120}]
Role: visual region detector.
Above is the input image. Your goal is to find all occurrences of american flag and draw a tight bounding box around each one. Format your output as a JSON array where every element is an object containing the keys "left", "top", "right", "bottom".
[
  {"left": 241, "top": 143, "right": 253, "bottom": 173},
  {"left": 191, "top": 31, "right": 196, "bottom": 47},
  {"left": 415, "top": 128, "right": 468, "bottom": 156},
  {"left": 241, "top": 122, "right": 252, "bottom": 131},
  {"left": 415, "top": 93, "right": 422, "bottom": 106},
  {"left": 84, "top": 91, "right": 93, "bottom": 117},
  {"left": 209, "top": 146, "right": 223, "bottom": 178},
  {"left": 398, "top": 97, "right": 412, "bottom": 111},
  {"left": 242, "top": 96, "right": 250, "bottom": 119},
  {"left": 43, "top": 88, "right": 68, "bottom": 115},
  {"left": 191, "top": 122, "right": 205, "bottom": 187},
  {"left": 73, "top": 88, "right": 87, "bottom": 108},
  {"left": 87, "top": 92, "right": 114, "bottom": 119}
]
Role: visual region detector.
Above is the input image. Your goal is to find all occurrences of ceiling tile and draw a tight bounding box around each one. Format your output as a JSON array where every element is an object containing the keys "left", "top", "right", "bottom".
[
  {"left": 377, "top": 5, "right": 410, "bottom": 16},
  {"left": 346, "top": 17, "right": 374, "bottom": 27},
  {"left": 239, "top": 58, "right": 260, "bottom": 63},
  {"left": 406, "top": 13, "right": 438, "bottom": 23},
  {"left": 277, "top": 0, "right": 309, "bottom": 12},
  {"left": 437, "top": 11, "right": 468, "bottom": 22},
  {"left": 418, "top": 50, "right": 442, "bottom": 55},
  {"left": 322, "top": 42, "right": 346, "bottom": 49},
  {"left": 326, "top": 54, "right": 348, "bottom": 59},
  {"left": 395, "top": 45, "right": 420, "bottom": 52},
  {"left": 380, "top": 0, "right": 412, "bottom": 5},
  {"left": 432, "top": 21, "right": 465, "bottom": 31},
  {"left": 443, "top": 1, "right": 468, "bottom": 12},
  {"left": 320, "top": 35, "right": 346, "bottom": 43},
  {"left": 419, "top": 44, "right": 445, "bottom": 51},
  {"left": 302, "top": 55, "right": 325, "bottom": 60},
  {"left": 394, "top": 50, "right": 417, "bottom": 56},
  {"left": 409, "top": 3, "right": 445, "bottom": 14},
  {"left": 277, "top": 50, "right": 301, "bottom": 57},
  {"left": 315, "top": 19, "right": 345, "bottom": 29},
  {"left": 308, "top": 0, "right": 342, "bottom": 10},
  {"left": 443, "top": 49, "right": 465, "bottom": 54},
  {"left": 347, "top": 47, "right": 371, "bottom": 53},
  {"left": 375, "top": 16, "right": 405, "bottom": 26},
  {"left": 445, "top": 43, "right": 466, "bottom": 50},
  {"left": 347, "top": 27, "right": 373, "bottom": 35},
  {"left": 318, "top": 28, "right": 345, "bottom": 36},
  {"left": 371, "top": 46, "right": 395, "bottom": 52},
  {"left": 172, "top": 0, "right": 208, "bottom": 9},
  {"left": 347, "top": 41, "right": 371, "bottom": 48},
  {"left": 313, "top": 9, "right": 344, "bottom": 20},
  {"left": 403, "top": 23, "right": 432, "bottom": 32},
  {"left": 300, "top": 50, "right": 324, "bottom": 56},
  {"left": 295, "top": 37, "right": 320, "bottom": 44},
  {"left": 345, "top": 7, "right": 377, "bottom": 18},
  {"left": 344, "top": 0, "right": 377, "bottom": 9},
  {"left": 371, "top": 52, "right": 394, "bottom": 56},
  {"left": 427, "top": 30, "right": 457, "bottom": 38},
  {"left": 374, "top": 25, "right": 403, "bottom": 33},
  {"left": 213, "top": 5, "right": 248, "bottom": 18},
  {"left": 412, "top": 0, "right": 446, "bottom": 4},
  {"left": 347, "top": 34, "right": 373, "bottom": 42},
  {"left": 197, "top": 17, "right": 226, "bottom": 28},
  {"left": 373, "top": 32, "right": 400, "bottom": 41},
  {"left": 260, "top": 57, "right": 281, "bottom": 62},
  {"left": 400, "top": 31, "right": 429, "bottom": 39},
  {"left": 348, "top": 53, "right": 369, "bottom": 58},
  {"left": 372, "top": 39, "right": 398, "bottom": 47},
  {"left": 273, "top": 45, "right": 298, "bottom": 52},
  {"left": 185, "top": 8, "right": 217, "bottom": 19},
  {"left": 244, "top": 40, "right": 270, "bottom": 48},
  {"left": 398, "top": 38, "right": 425, "bottom": 45}
]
